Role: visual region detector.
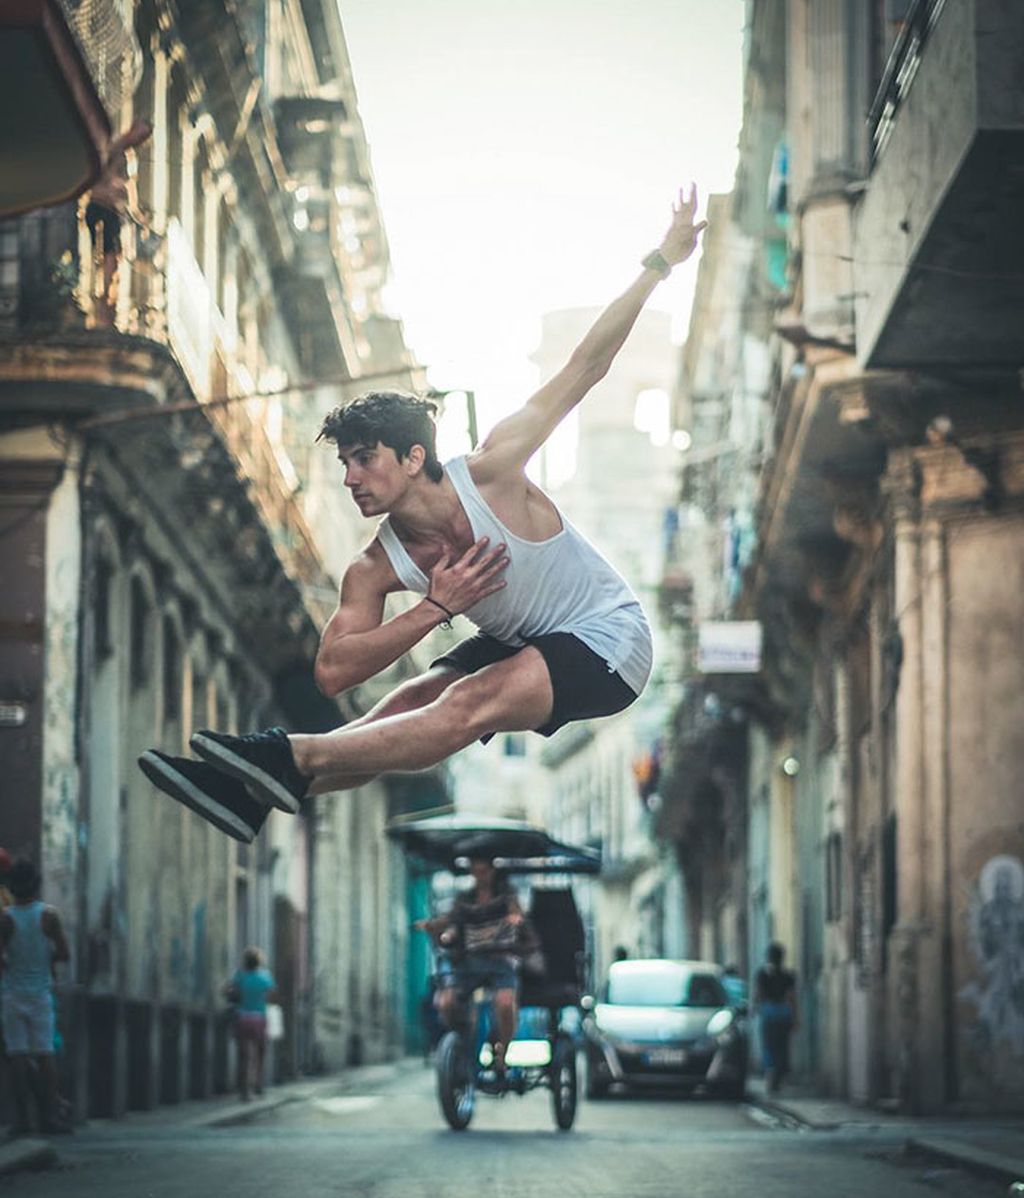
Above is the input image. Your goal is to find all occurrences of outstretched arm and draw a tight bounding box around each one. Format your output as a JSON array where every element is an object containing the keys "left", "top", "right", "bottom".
[{"left": 474, "top": 186, "right": 706, "bottom": 478}]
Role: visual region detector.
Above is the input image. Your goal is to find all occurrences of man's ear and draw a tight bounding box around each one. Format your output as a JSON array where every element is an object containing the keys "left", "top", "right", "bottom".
[{"left": 405, "top": 444, "right": 426, "bottom": 475}]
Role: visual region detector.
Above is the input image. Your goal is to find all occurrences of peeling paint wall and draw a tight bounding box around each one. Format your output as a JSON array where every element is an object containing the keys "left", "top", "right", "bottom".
[
  {"left": 41, "top": 445, "right": 82, "bottom": 944},
  {"left": 948, "top": 517, "right": 1024, "bottom": 1105}
]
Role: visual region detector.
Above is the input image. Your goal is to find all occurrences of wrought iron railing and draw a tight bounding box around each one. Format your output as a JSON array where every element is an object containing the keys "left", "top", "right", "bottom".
[
  {"left": 867, "top": 0, "right": 948, "bottom": 163},
  {"left": 57, "top": 0, "right": 143, "bottom": 119}
]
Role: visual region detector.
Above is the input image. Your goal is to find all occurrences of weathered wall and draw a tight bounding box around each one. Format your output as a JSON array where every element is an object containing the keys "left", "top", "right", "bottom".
[
  {"left": 947, "top": 514, "right": 1024, "bottom": 1106},
  {"left": 42, "top": 444, "right": 82, "bottom": 931}
]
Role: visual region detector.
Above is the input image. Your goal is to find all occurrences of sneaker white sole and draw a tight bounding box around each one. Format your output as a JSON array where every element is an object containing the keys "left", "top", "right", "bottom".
[
  {"left": 138, "top": 752, "right": 255, "bottom": 843},
  {"left": 189, "top": 733, "right": 302, "bottom": 814}
]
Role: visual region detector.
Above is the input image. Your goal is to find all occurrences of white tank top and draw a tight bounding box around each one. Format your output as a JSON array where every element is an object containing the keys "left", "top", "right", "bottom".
[{"left": 376, "top": 455, "right": 652, "bottom": 696}]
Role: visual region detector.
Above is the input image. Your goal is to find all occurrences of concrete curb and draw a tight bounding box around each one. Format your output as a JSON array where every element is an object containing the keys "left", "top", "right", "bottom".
[
  {"left": 191, "top": 1091, "right": 303, "bottom": 1129},
  {"left": 0, "top": 1138, "right": 58, "bottom": 1178},
  {"left": 744, "top": 1092, "right": 840, "bottom": 1131},
  {"left": 907, "top": 1136, "right": 1024, "bottom": 1186}
]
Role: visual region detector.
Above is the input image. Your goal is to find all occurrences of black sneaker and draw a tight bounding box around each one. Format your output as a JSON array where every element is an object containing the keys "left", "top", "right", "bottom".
[
  {"left": 137, "top": 751, "right": 269, "bottom": 843},
  {"left": 189, "top": 727, "right": 309, "bottom": 814}
]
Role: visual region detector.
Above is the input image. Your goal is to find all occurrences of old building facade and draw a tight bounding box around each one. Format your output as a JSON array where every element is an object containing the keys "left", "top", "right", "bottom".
[
  {"left": 660, "top": 0, "right": 1024, "bottom": 1112},
  {"left": 0, "top": 0, "right": 434, "bottom": 1115}
]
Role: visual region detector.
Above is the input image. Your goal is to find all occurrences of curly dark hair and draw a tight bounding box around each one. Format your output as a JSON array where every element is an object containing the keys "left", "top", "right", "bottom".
[
  {"left": 317, "top": 391, "right": 443, "bottom": 483},
  {"left": 8, "top": 859, "right": 41, "bottom": 901}
]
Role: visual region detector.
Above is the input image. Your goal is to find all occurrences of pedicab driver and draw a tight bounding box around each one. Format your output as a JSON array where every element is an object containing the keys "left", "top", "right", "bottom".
[
  {"left": 138, "top": 188, "right": 707, "bottom": 837},
  {"left": 416, "top": 854, "right": 534, "bottom": 1073}
]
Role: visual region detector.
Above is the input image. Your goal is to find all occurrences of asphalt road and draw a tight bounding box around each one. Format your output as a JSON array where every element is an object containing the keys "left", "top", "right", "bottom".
[{"left": 4, "top": 1064, "right": 1006, "bottom": 1197}]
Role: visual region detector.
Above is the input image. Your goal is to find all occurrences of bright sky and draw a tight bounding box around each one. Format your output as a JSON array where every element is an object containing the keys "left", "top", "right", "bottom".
[{"left": 341, "top": 0, "right": 745, "bottom": 443}]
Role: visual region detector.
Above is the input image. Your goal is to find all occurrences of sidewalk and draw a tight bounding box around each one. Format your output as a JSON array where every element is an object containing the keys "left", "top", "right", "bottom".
[
  {"left": 0, "top": 1057, "right": 422, "bottom": 1177},
  {"left": 745, "top": 1076, "right": 1024, "bottom": 1185}
]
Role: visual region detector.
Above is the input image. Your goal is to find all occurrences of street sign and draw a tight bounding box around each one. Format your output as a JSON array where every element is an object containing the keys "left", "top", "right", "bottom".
[{"left": 697, "top": 621, "right": 762, "bottom": 673}]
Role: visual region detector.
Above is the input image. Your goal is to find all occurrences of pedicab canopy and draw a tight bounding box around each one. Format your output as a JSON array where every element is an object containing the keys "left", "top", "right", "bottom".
[{"left": 386, "top": 813, "right": 600, "bottom": 875}]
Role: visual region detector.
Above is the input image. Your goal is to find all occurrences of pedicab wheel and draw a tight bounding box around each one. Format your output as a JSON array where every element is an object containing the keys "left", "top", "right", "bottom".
[
  {"left": 437, "top": 1030, "right": 475, "bottom": 1130},
  {"left": 549, "top": 1034, "right": 578, "bottom": 1131}
]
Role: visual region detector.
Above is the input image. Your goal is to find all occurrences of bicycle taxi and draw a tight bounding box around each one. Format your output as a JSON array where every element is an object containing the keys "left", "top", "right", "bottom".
[{"left": 387, "top": 813, "right": 599, "bottom": 1132}]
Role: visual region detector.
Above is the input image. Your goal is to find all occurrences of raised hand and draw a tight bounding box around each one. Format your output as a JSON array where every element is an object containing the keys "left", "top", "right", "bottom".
[
  {"left": 659, "top": 183, "right": 707, "bottom": 266},
  {"left": 427, "top": 537, "right": 509, "bottom": 616}
]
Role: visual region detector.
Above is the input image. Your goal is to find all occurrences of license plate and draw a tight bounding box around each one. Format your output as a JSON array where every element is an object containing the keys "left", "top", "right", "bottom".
[{"left": 644, "top": 1048, "right": 688, "bottom": 1066}]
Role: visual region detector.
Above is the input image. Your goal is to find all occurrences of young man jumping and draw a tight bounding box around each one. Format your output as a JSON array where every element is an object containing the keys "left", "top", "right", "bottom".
[{"left": 139, "top": 188, "right": 706, "bottom": 841}]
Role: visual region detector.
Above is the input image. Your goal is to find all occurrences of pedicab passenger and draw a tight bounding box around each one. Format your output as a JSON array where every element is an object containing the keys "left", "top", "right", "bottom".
[{"left": 416, "top": 855, "right": 536, "bottom": 1073}]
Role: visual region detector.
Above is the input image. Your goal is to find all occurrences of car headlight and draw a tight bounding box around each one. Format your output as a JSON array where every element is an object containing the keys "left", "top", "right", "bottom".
[{"left": 706, "top": 1009, "right": 734, "bottom": 1037}]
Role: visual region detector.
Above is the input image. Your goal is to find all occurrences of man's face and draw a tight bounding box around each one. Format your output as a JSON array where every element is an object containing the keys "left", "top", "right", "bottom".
[
  {"left": 469, "top": 858, "right": 495, "bottom": 887},
  {"left": 337, "top": 441, "right": 409, "bottom": 516}
]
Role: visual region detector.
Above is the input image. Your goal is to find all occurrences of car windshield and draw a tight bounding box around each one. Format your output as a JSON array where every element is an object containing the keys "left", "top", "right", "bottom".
[{"left": 606, "top": 965, "right": 726, "bottom": 1008}]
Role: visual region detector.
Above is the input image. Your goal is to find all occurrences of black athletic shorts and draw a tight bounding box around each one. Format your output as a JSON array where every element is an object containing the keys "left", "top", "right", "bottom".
[{"left": 430, "top": 631, "right": 638, "bottom": 737}]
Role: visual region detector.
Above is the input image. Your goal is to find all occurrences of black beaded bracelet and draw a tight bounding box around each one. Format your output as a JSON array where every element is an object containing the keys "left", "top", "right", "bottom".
[{"left": 424, "top": 596, "right": 455, "bottom": 628}]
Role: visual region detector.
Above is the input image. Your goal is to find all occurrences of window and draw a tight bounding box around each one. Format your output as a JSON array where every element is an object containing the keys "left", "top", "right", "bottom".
[
  {"left": 129, "top": 577, "right": 151, "bottom": 691},
  {"left": 825, "top": 831, "right": 843, "bottom": 923},
  {"left": 162, "top": 617, "right": 180, "bottom": 721},
  {"left": 93, "top": 557, "right": 114, "bottom": 661}
]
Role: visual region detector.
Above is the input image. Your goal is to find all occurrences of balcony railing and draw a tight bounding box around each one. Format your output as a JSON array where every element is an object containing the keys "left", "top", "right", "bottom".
[
  {"left": 0, "top": 204, "right": 334, "bottom": 628},
  {"left": 57, "top": 0, "right": 142, "bottom": 118},
  {"left": 867, "top": 0, "right": 948, "bottom": 163}
]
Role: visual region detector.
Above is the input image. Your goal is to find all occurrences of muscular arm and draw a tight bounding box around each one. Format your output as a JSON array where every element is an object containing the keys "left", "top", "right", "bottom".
[
  {"left": 313, "top": 547, "right": 448, "bottom": 698},
  {"left": 314, "top": 537, "right": 508, "bottom": 698},
  {"left": 474, "top": 186, "right": 706, "bottom": 479}
]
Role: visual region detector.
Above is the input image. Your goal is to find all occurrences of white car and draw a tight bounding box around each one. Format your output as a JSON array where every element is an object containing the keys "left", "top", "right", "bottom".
[{"left": 582, "top": 959, "right": 748, "bottom": 1100}]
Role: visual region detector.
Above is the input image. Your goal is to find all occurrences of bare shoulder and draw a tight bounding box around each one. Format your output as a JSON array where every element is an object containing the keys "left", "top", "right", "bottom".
[
  {"left": 466, "top": 445, "right": 528, "bottom": 494},
  {"left": 346, "top": 536, "right": 405, "bottom": 596}
]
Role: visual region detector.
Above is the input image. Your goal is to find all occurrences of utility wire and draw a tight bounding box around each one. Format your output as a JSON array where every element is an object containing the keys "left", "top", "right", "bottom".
[{"left": 77, "top": 363, "right": 426, "bottom": 432}]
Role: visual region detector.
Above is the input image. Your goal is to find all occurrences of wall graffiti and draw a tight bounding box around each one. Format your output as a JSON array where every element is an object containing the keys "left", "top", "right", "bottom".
[{"left": 961, "top": 854, "right": 1024, "bottom": 1056}]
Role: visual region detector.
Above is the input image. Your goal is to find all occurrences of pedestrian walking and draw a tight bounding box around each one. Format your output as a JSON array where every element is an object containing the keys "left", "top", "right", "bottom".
[
  {"left": 225, "top": 948, "right": 278, "bottom": 1102},
  {"left": 754, "top": 942, "right": 797, "bottom": 1093},
  {"left": 0, "top": 859, "right": 71, "bottom": 1134},
  {"left": 85, "top": 117, "right": 152, "bottom": 326},
  {"left": 137, "top": 187, "right": 707, "bottom": 839}
]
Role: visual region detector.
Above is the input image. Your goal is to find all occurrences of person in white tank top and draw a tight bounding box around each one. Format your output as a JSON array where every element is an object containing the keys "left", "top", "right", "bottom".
[{"left": 139, "top": 190, "right": 707, "bottom": 838}]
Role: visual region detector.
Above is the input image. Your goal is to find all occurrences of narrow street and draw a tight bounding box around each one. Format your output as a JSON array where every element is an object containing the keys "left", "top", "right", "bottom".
[{"left": 4, "top": 1065, "right": 1003, "bottom": 1198}]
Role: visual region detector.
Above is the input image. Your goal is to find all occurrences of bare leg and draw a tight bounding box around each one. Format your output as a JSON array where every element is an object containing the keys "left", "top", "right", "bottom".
[
  {"left": 35, "top": 1055, "right": 61, "bottom": 1130},
  {"left": 293, "top": 650, "right": 553, "bottom": 790},
  {"left": 9, "top": 1056, "right": 34, "bottom": 1133},
  {"left": 253, "top": 1036, "right": 266, "bottom": 1096},
  {"left": 237, "top": 1037, "right": 251, "bottom": 1100},
  {"left": 491, "top": 989, "right": 518, "bottom": 1071},
  {"left": 309, "top": 666, "right": 462, "bottom": 793}
]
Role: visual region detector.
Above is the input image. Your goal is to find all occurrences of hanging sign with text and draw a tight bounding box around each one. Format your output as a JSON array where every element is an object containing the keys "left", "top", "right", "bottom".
[{"left": 697, "top": 621, "right": 762, "bottom": 673}]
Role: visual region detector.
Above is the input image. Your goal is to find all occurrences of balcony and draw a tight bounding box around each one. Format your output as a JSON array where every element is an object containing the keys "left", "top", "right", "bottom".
[
  {"left": 855, "top": 0, "right": 1024, "bottom": 368},
  {"left": 0, "top": 0, "right": 141, "bottom": 216},
  {"left": 0, "top": 205, "right": 336, "bottom": 687}
]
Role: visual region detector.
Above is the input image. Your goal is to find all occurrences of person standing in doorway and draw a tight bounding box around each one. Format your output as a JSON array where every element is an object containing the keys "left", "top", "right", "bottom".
[
  {"left": 0, "top": 860, "right": 71, "bottom": 1134},
  {"left": 754, "top": 942, "right": 798, "bottom": 1093},
  {"left": 226, "top": 948, "right": 278, "bottom": 1102},
  {"left": 85, "top": 118, "right": 153, "bottom": 327}
]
